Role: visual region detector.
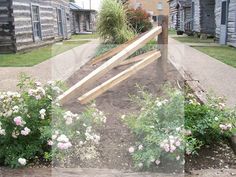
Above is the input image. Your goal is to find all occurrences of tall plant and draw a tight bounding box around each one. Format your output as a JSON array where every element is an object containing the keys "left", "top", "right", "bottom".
[{"left": 97, "top": 0, "right": 135, "bottom": 44}]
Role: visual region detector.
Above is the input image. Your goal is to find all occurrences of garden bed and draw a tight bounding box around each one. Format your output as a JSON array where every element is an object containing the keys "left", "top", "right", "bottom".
[
  {"left": 63, "top": 57, "right": 236, "bottom": 173},
  {"left": 65, "top": 59, "right": 183, "bottom": 171}
]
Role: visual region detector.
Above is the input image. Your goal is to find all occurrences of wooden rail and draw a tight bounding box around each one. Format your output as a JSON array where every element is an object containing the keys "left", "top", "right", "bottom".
[
  {"left": 57, "top": 15, "right": 168, "bottom": 105},
  {"left": 90, "top": 33, "right": 147, "bottom": 65},
  {"left": 78, "top": 51, "right": 161, "bottom": 104}
]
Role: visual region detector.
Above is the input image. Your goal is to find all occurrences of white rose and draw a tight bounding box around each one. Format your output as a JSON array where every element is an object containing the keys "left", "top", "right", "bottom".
[
  {"left": 128, "top": 146, "right": 135, "bottom": 153},
  {"left": 18, "top": 158, "right": 27, "bottom": 166},
  {"left": 57, "top": 134, "right": 69, "bottom": 143}
]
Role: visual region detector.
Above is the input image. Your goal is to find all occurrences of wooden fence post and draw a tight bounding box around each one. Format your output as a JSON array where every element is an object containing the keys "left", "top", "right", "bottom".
[{"left": 157, "top": 15, "right": 168, "bottom": 83}]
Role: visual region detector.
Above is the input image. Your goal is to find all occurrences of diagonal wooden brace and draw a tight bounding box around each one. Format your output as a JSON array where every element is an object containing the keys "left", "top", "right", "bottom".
[
  {"left": 57, "top": 26, "right": 162, "bottom": 105},
  {"left": 78, "top": 51, "right": 161, "bottom": 104}
]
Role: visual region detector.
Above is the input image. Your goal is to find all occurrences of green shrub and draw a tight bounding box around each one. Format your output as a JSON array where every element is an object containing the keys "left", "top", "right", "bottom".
[
  {"left": 97, "top": 0, "right": 135, "bottom": 44},
  {"left": 0, "top": 75, "right": 106, "bottom": 168},
  {"left": 185, "top": 93, "right": 236, "bottom": 144},
  {"left": 95, "top": 40, "right": 157, "bottom": 58},
  {"left": 122, "top": 87, "right": 236, "bottom": 169},
  {"left": 127, "top": 8, "right": 153, "bottom": 34}
]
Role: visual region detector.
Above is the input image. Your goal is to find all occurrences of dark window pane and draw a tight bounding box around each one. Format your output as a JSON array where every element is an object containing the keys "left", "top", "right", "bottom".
[
  {"left": 221, "top": 1, "right": 227, "bottom": 25},
  {"left": 32, "top": 5, "right": 41, "bottom": 40}
]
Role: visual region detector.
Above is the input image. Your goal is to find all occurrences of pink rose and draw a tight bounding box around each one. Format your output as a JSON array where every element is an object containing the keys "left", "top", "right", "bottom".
[
  {"left": 163, "top": 144, "right": 170, "bottom": 152},
  {"left": 47, "top": 140, "right": 54, "bottom": 146},
  {"left": 21, "top": 127, "right": 31, "bottom": 136},
  {"left": 14, "top": 116, "right": 22, "bottom": 126},
  {"left": 169, "top": 145, "right": 176, "bottom": 153},
  {"left": 128, "top": 146, "right": 135, "bottom": 153},
  {"left": 57, "top": 142, "right": 72, "bottom": 150},
  {"left": 155, "top": 160, "right": 160, "bottom": 165},
  {"left": 175, "top": 141, "right": 181, "bottom": 147}
]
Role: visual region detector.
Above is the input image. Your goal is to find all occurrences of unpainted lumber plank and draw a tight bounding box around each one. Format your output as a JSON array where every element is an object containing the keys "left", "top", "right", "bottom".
[
  {"left": 90, "top": 32, "right": 146, "bottom": 65},
  {"left": 78, "top": 51, "right": 161, "bottom": 104},
  {"left": 117, "top": 50, "right": 157, "bottom": 67},
  {"left": 57, "top": 26, "right": 162, "bottom": 105}
]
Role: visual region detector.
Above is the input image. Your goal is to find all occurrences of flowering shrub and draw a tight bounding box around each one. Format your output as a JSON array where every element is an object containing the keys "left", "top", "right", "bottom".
[
  {"left": 185, "top": 93, "right": 236, "bottom": 145},
  {"left": 127, "top": 8, "right": 153, "bottom": 33},
  {"left": 0, "top": 75, "right": 106, "bottom": 168},
  {"left": 122, "top": 87, "right": 236, "bottom": 169}
]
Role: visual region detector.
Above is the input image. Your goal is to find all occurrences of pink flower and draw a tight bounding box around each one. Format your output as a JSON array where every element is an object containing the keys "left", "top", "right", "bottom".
[
  {"left": 14, "top": 116, "right": 23, "bottom": 126},
  {"left": 184, "top": 130, "right": 192, "bottom": 136},
  {"left": 21, "top": 127, "right": 31, "bottom": 136},
  {"left": 47, "top": 140, "right": 54, "bottom": 146},
  {"left": 128, "top": 146, "right": 135, "bottom": 153},
  {"left": 57, "top": 142, "right": 72, "bottom": 150},
  {"left": 175, "top": 140, "right": 181, "bottom": 147},
  {"left": 163, "top": 144, "right": 170, "bottom": 152},
  {"left": 219, "top": 123, "right": 232, "bottom": 131},
  {"left": 169, "top": 145, "right": 176, "bottom": 153},
  {"left": 155, "top": 160, "right": 160, "bottom": 165}
]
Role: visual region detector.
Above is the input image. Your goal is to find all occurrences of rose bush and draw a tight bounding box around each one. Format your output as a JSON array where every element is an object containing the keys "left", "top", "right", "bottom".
[
  {"left": 0, "top": 75, "right": 106, "bottom": 168},
  {"left": 122, "top": 87, "right": 236, "bottom": 169}
]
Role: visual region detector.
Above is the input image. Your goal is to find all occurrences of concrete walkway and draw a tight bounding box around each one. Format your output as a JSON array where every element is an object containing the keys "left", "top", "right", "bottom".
[
  {"left": 1, "top": 167, "right": 235, "bottom": 177},
  {"left": 0, "top": 39, "right": 99, "bottom": 91},
  {"left": 169, "top": 37, "right": 236, "bottom": 107}
]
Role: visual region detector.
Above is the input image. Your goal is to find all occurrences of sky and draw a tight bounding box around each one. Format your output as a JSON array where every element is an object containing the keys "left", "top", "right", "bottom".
[{"left": 75, "top": 0, "right": 101, "bottom": 10}]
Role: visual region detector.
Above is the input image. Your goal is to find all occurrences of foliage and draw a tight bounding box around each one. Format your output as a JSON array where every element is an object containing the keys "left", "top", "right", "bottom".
[
  {"left": 123, "top": 86, "right": 236, "bottom": 169},
  {"left": 95, "top": 43, "right": 118, "bottom": 57},
  {"left": 185, "top": 93, "right": 236, "bottom": 145},
  {"left": 0, "top": 41, "right": 89, "bottom": 67},
  {"left": 71, "top": 33, "right": 98, "bottom": 40},
  {"left": 173, "top": 36, "right": 214, "bottom": 44},
  {"left": 97, "top": 0, "right": 135, "bottom": 44},
  {"left": 194, "top": 46, "right": 236, "bottom": 68},
  {"left": 0, "top": 75, "right": 106, "bottom": 168},
  {"left": 127, "top": 8, "right": 153, "bottom": 34},
  {"left": 95, "top": 40, "right": 157, "bottom": 58}
]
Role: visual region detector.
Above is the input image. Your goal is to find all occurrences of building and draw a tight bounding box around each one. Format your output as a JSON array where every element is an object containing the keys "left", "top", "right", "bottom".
[
  {"left": 128, "top": 0, "right": 169, "bottom": 23},
  {"left": 0, "top": 0, "right": 71, "bottom": 53},
  {"left": 175, "top": 0, "right": 192, "bottom": 34},
  {"left": 169, "top": 0, "right": 216, "bottom": 36},
  {"left": 215, "top": 0, "right": 236, "bottom": 46},
  {"left": 191, "top": 0, "right": 215, "bottom": 36},
  {"left": 69, "top": 2, "right": 97, "bottom": 34},
  {"left": 169, "top": 0, "right": 178, "bottom": 29}
]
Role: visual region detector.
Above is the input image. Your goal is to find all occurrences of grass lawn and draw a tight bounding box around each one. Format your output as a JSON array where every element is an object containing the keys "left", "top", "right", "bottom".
[
  {"left": 0, "top": 40, "right": 89, "bottom": 67},
  {"left": 173, "top": 36, "right": 215, "bottom": 43},
  {"left": 71, "top": 33, "right": 98, "bottom": 40},
  {"left": 168, "top": 29, "right": 177, "bottom": 36},
  {"left": 194, "top": 46, "right": 236, "bottom": 68}
]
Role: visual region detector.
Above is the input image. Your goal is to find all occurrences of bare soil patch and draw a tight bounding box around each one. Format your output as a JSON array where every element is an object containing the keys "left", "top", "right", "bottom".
[
  {"left": 64, "top": 59, "right": 182, "bottom": 171},
  {"left": 63, "top": 59, "right": 236, "bottom": 174}
]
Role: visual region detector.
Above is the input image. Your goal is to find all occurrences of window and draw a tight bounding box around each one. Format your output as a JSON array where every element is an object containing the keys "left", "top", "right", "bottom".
[
  {"left": 221, "top": 1, "right": 227, "bottom": 25},
  {"left": 152, "top": 16, "right": 157, "bottom": 22},
  {"left": 31, "top": 5, "right": 41, "bottom": 41},
  {"left": 57, "top": 9, "right": 63, "bottom": 36},
  {"left": 157, "top": 2, "right": 163, "bottom": 10},
  {"left": 135, "top": 3, "right": 141, "bottom": 9}
]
